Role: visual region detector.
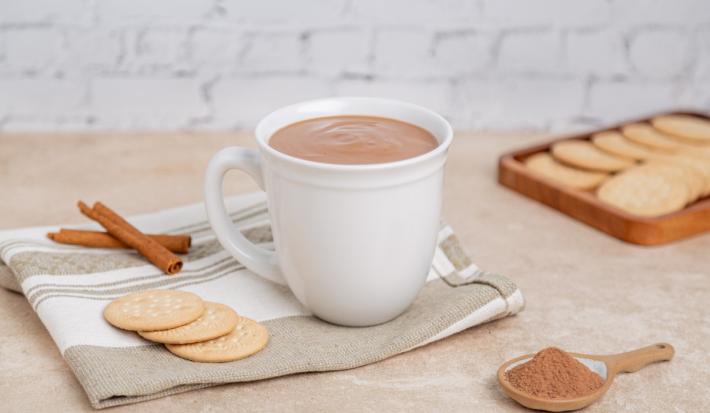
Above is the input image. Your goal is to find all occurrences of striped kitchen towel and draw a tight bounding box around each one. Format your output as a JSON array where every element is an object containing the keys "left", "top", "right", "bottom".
[{"left": 0, "top": 192, "right": 524, "bottom": 409}]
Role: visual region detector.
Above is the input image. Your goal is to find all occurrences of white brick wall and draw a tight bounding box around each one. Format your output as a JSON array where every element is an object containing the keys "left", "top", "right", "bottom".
[
  {"left": 240, "top": 32, "right": 304, "bottom": 73},
  {"left": 91, "top": 77, "right": 207, "bottom": 128},
  {"left": 0, "top": 78, "right": 85, "bottom": 116},
  {"left": 373, "top": 30, "right": 433, "bottom": 78},
  {"left": 0, "top": 0, "right": 92, "bottom": 26},
  {"left": 211, "top": 77, "right": 331, "bottom": 128},
  {"left": 5, "top": 29, "right": 61, "bottom": 73},
  {"left": 483, "top": 0, "right": 611, "bottom": 28},
  {"left": 308, "top": 29, "right": 371, "bottom": 76},
  {"left": 335, "top": 79, "right": 454, "bottom": 120},
  {"left": 498, "top": 30, "right": 561, "bottom": 74},
  {"left": 565, "top": 30, "right": 627, "bottom": 77},
  {"left": 0, "top": 0, "right": 708, "bottom": 132},
  {"left": 628, "top": 29, "right": 692, "bottom": 79},
  {"left": 587, "top": 81, "right": 677, "bottom": 120}
]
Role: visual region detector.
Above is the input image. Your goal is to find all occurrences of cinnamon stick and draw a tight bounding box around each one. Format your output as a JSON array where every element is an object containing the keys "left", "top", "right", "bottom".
[
  {"left": 47, "top": 229, "right": 191, "bottom": 254},
  {"left": 78, "top": 201, "right": 183, "bottom": 275}
]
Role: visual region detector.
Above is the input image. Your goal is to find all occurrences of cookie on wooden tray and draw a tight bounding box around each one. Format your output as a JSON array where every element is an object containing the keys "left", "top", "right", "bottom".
[
  {"left": 597, "top": 167, "right": 689, "bottom": 217},
  {"left": 524, "top": 152, "right": 608, "bottom": 190},
  {"left": 551, "top": 140, "right": 635, "bottom": 172},
  {"left": 104, "top": 289, "right": 205, "bottom": 331},
  {"left": 681, "top": 157, "right": 710, "bottom": 197},
  {"left": 651, "top": 115, "right": 710, "bottom": 145},
  {"left": 591, "top": 131, "right": 657, "bottom": 160},
  {"left": 166, "top": 315, "right": 269, "bottom": 363},
  {"left": 638, "top": 163, "right": 703, "bottom": 204},
  {"left": 653, "top": 153, "right": 710, "bottom": 198},
  {"left": 680, "top": 145, "right": 710, "bottom": 159},
  {"left": 139, "top": 302, "right": 239, "bottom": 344},
  {"left": 621, "top": 123, "right": 684, "bottom": 152}
]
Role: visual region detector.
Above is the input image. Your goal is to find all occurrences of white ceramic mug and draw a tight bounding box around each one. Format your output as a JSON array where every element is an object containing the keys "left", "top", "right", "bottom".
[{"left": 204, "top": 97, "right": 453, "bottom": 326}]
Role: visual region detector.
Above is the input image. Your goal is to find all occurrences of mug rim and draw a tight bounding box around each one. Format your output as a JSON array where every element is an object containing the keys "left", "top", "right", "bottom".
[{"left": 254, "top": 97, "right": 453, "bottom": 171}]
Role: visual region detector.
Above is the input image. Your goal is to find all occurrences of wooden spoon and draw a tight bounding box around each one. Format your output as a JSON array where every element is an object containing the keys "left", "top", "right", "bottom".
[{"left": 497, "top": 343, "right": 675, "bottom": 412}]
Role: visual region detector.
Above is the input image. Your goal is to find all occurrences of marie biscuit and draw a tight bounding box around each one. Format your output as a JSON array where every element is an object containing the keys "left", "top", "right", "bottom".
[
  {"left": 104, "top": 289, "right": 205, "bottom": 331},
  {"left": 525, "top": 152, "right": 608, "bottom": 190},
  {"left": 592, "top": 131, "right": 657, "bottom": 160},
  {"left": 166, "top": 315, "right": 269, "bottom": 363},
  {"left": 551, "top": 140, "right": 635, "bottom": 172},
  {"left": 139, "top": 302, "right": 239, "bottom": 345},
  {"left": 597, "top": 167, "right": 689, "bottom": 217},
  {"left": 652, "top": 115, "right": 710, "bottom": 145}
]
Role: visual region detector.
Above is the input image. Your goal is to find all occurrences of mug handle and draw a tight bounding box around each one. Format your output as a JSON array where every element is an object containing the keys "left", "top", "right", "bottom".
[{"left": 204, "top": 147, "right": 286, "bottom": 285}]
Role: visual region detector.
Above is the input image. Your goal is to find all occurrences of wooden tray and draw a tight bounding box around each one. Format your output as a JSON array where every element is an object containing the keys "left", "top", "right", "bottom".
[{"left": 497, "top": 110, "right": 710, "bottom": 246}]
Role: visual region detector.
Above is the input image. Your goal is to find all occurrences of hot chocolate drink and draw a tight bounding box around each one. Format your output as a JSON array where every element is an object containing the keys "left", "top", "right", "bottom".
[{"left": 268, "top": 115, "right": 438, "bottom": 165}]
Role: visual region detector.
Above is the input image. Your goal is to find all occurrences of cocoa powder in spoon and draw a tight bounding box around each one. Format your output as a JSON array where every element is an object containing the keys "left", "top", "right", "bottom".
[{"left": 506, "top": 347, "right": 604, "bottom": 399}]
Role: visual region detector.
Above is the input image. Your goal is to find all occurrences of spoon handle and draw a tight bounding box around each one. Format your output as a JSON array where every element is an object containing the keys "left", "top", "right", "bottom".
[{"left": 604, "top": 343, "right": 675, "bottom": 374}]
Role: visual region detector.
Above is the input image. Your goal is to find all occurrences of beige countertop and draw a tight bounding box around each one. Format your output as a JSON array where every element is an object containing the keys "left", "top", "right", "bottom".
[{"left": 1, "top": 132, "right": 708, "bottom": 412}]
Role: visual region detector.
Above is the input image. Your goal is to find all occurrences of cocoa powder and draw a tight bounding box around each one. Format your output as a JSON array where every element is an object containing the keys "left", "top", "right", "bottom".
[{"left": 506, "top": 347, "right": 604, "bottom": 399}]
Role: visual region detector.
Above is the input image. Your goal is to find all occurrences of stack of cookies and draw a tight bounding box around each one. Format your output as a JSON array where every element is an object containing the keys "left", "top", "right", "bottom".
[
  {"left": 525, "top": 114, "right": 710, "bottom": 217},
  {"left": 104, "top": 289, "right": 269, "bottom": 362}
]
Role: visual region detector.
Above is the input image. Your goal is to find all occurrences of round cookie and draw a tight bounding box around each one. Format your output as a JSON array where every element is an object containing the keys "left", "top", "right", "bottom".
[
  {"left": 139, "top": 302, "right": 239, "bottom": 344},
  {"left": 597, "top": 167, "right": 689, "bottom": 217},
  {"left": 635, "top": 163, "right": 702, "bottom": 205},
  {"left": 104, "top": 289, "right": 205, "bottom": 331},
  {"left": 621, "top": 123, "right": 683, "bottom": 152},
  {"left": 166, "top": 316, "right": 269, "bottom": 363},
  {"left": 672, "top": 156, "right": 710, "bottom": 197},
  {"left": 591, "top": 131, "right": 657, "bottom": 160},
  {"left": 551, "top": 140, "right": 635, "bottom": 172},
  {"left": 651, "top": 115, "right": 710, "bottom": 144},
  {"left": 524, "top": 152, "right": 608, "bottom": 190},
  {"left": 652, "top": 154, "right": 710, "bottom": 197},
  {"left": 679, "top": 145, "right": 710, "bottom": 159}
]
